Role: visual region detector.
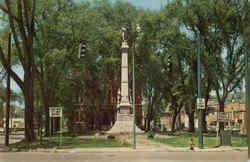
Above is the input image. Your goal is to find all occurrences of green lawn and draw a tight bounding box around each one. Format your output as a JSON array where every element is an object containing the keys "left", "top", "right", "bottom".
[
  {"left": 231, "top": 137, "right": 248, "bottom": 147},
  {"left": 61, "top": 131, "right": 97, "bottom": 137},
  {"left": 151, "top": 133, "right": 247, "bottom": 148},
  {"left": 9, "top": 136, "right": 129, "bottom": 150}
]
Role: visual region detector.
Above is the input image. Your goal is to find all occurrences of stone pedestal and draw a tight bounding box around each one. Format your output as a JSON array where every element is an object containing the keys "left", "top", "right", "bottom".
[{"left": 107, "top": 106, "right": 142, "bottom": 134}]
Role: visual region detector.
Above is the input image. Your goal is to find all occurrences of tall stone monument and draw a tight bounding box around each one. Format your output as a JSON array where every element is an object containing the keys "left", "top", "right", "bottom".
[{"left": 108, "top": 27, "right": 142, "bottom": 134}]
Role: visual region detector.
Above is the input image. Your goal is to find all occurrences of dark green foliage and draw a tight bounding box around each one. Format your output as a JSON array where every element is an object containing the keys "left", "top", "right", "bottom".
[
  {"left": 9, "top": 136, "right": 127, "bottom": 150},
  {"left": 0, "top": 0, "right": 246, "bottom": 137},
  {"left": 107, "top": 135, "right": 116, "bottom": 139},
  {"left": 147, "top": 131, "right": 155, "bottom": 139}
]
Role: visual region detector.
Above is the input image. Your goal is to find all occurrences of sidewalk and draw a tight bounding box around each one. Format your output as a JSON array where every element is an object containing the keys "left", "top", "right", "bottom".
[
  {"left": 130, "top": 135, "right": 248, "bottom": 152},
  {"left": 0, "top": 135, "right": 247, "bottom": 153}
]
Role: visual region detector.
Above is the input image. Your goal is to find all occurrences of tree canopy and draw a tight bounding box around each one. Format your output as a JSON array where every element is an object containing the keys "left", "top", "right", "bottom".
[{"left": 0, "top": 0, "right": 247, "bottom": 138}]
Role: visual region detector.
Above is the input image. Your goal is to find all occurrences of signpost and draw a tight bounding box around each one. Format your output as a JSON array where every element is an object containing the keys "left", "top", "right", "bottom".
[
  {"left": 216, "top": 111, "right": 233, "bottom": 146},
  {"left": 49, "top": 107, "right": 62, "bottom": 118},
  {"left": 49, "top": 107, "right": 63, "bottom": 147},
  {"left": 207, "top": 99, "right": 217, "bottom": 107},
  {"left": 197, "top": 98, "right": 204, "bottom": 148},
  {"left": 217, "top": 112, "right": 233, "bottom": 122},
  {"left": 197, "top": 98, "right": 205, "bottom": 109}
]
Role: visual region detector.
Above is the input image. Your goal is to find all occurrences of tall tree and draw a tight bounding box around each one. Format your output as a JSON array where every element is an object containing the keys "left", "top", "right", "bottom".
[
  {"left": 0, "top": 0, "right": 36, "bottom": 141},
  {"left": 4, "top": 32, "right": 10, "bottom": 146},
  {"left": 168, "top": 0, "right": 245, "bottom": 132},
  {"left": 243, "top": 0, "right": 250, "bottom": 156},
  {"left": 33, "top": 0, "right": 76, "bottom": 136}
]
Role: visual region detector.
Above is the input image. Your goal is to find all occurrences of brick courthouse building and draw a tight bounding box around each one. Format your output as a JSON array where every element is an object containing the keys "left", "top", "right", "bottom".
[{"left": 67, "top": 79, "right": 143, "bottom": 133}]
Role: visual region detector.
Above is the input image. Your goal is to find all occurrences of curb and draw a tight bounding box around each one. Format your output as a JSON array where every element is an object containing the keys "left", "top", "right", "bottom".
[
  {"left": 165, "top": 147, "right": 248, "bottom": 152},
  {"left": 3, "top": 147, "right": 245, "bottom": 153}
]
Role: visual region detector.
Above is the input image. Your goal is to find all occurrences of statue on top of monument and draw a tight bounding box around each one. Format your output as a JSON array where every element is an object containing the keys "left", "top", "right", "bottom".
[{"left": 122, "top": 27, "right": 128, "bottom": 42}]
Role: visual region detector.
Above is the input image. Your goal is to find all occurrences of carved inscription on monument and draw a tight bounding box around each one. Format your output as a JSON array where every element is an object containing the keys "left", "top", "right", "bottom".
[
  {"left": 117, "top": 114, "right": 132, "bottom": 121},
  {"left": 120, "top": 109, "right": 130, "bottom": 114}
]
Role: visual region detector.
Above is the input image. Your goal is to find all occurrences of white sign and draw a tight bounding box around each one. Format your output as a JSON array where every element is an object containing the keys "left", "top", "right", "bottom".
[
  {"left": 217, "top": 112, "right": 232, "bottom": 122},
  {"left": 49, "top": 107, "right": 62, "bottom": 117},
  {"left": 197, "top": 98, "right": 205, "bottom": 109},
  {"left": 207, "top": 99, "right": 217, "bottom": 107}
]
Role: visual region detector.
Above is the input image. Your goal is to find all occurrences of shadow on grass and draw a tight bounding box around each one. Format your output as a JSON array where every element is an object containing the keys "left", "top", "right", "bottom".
[
  {"left": 153, "top": 131, "right": 247, "bottom": 148},
  {"left": 8, "top": 136, "right": 129, "bottom": 150},
  {"left": 60, "top": 131, "right": 97, "bottom": 137}
]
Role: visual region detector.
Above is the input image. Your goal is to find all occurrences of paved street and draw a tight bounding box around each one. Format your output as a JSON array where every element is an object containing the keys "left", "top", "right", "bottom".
[
  {"left": 0, "top": 151, "right": 248, "bottom": 162},
  {"left": 0, "top": 134, "right": 248, "bottom": 162}
]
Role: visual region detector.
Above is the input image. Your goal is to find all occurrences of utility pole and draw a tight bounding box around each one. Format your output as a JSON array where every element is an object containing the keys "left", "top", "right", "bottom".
[
  {"left": 197, "top": 31, "right": 203, "bottom": 149},
  {"left": 132, "top": 24, "right": 141, "bottom": 149},
  {"left": 245, "top": 0, "right": 250, "bottom": 158},
  {"left": 132, "top": 43, "right": 136, "bottom": 149},
  {"left": 246, "top": 36, "right": 249, "bottom": 158},
  {"left": 5, "top": 33, "right": 11, "bottom": 146}
]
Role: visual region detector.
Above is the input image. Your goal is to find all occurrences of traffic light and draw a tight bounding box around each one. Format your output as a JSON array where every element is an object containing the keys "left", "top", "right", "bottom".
[
  {"left": 167, "top": 55, "right": 172, "bottom": 72},
  {"left": 79, "top": 41, "right": 86, "bottom": 59}
]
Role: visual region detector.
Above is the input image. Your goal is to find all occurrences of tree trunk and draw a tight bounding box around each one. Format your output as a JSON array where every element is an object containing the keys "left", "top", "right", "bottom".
[
  {"left": 51, "top": 118, "right": 54, "bottom": 136},
  {"left": 97, "top": 111, "right": 102, "bottom": 131},
  {"left": 91, "top": 116, "right": 94, "bottom": 130},
  {"left": 171, "top": 110, "right": 178, "bottom": 132},
  {"left": 143, "top": 118, "right": 147, "bottom": 131},
  {"left": 5, "top": 72, "right": 10, "bottom": 145},
  {"left": 203, "top": 83, "right": 211, "bottom": 133},
  {"left": 176, "top": 113, "right": 181, "bottom": 130},
  {"left": 146, "top": 117, "right": 151, "bottom": 132},
  {"left": 44, "top": 100, "right": 50, "bottom": 136},
  {"left": 247, "top": 2, "right": 250, "bottom": 157},
  {"left": 219, "top": 101, "right": 225, "bottom": 133},
  {"left": 5, "top": 33, "right": 11, "bottom": 146},
  {"left": 145, "top": 118, "right": 149, "bottom": 131},
  {"left": 0, "top": 102, "right": 3, "bottom": 127},
  {"left": 188, "top": 101, "right": 195, "bottom": 132},
  {"left": 202, "top": 110, "right": 208, "bottom": 133},
  {"left": 188, "top": 112, "right": 195, "bottom": 132},
  {"left": 39, "top": 62, "right": 50, "bottom": 136},
  {"left": 23, "top": 68, "right": 35, "bottom": 141},
  {"left": 135, "top": 88, "right": 142, "bottom": 128},
  {"left": 0, "top": 0, "right": 37, "bottom": 142}
]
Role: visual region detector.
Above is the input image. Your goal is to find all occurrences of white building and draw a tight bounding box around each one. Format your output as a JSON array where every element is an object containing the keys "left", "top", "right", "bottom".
[{"left": 3, "top": 118, "right": 24, "bottom": 128}]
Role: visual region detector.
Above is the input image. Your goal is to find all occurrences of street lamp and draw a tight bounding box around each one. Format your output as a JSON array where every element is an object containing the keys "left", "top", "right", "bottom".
[
  {"left": 132, "top": 24, "right": 141, "bottom": 150},
  {"left": 136, "top": 24, "right": 141, "bottom": 33},
  {"left": 245, "top": 36, "right": 249, "bottom": 158},
  {"left": 197, "top": 31, "right": 203, "bottom": 149}
]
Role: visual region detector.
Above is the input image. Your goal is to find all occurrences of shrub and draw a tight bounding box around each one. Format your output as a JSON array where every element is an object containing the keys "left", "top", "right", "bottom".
[
  {"left": 107, "top": 135, "right": 115, "bottom": 139},
  {"left": 147, "top": 131, "right": 155, "bottom": 139},
  {"left": 70, "top": 133, "right": 78, "bottom": 137}
]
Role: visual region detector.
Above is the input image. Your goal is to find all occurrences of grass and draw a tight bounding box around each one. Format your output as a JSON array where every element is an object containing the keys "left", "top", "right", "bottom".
[
  {"left": 152, "top": 132, "right": 247, "bottom": 148},
  {"left": 61, "top": 131, "right": 97, "bottom": 137},
  {"left": 231, "top": 137, "right": 248, "bottom": 147},
  {"left": 8, "top": 135, "right": 129, "bottom": 150},
  {"left": 152, "top": 136, "right": 217, "bottom": 147}
]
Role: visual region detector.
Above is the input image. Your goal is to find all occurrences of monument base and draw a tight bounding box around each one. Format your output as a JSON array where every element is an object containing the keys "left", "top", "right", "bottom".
[{"left": 107, "top": 105, "right": 143, "bottom": 134}]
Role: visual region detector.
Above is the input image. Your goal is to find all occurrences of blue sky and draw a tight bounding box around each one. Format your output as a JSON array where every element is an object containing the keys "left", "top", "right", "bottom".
[
  {"left": 109, "top": 0, "right": 168, "bottom": 10},
  {"left": 74, "top": 0, "right": 168, "bottom": 10}
]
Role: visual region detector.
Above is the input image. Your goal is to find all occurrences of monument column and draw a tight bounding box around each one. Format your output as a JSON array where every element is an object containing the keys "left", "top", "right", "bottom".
[
  {"left": 119, "top": 41, "right": 131, "bottom": 113},
  {"left": 107, "top": 27, "right": 142, "bottom": 134}
]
